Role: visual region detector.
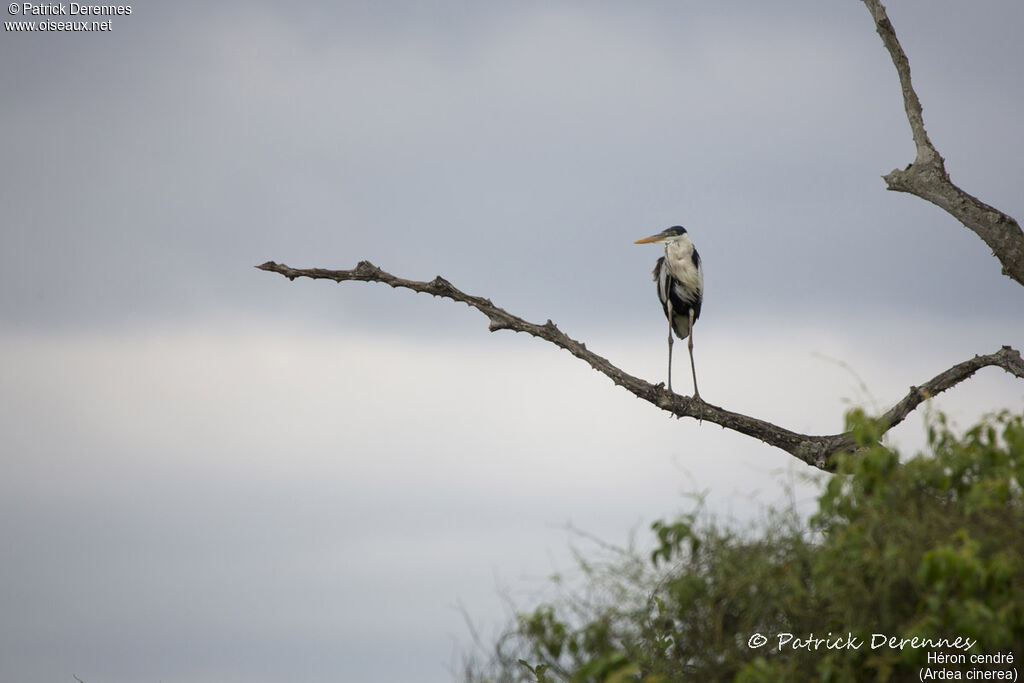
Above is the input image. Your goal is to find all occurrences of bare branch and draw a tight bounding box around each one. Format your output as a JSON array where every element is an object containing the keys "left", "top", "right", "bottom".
[
  {"left": 256, "top": 260, "right": 1023, "bottom": 471},
  {"left": 879, "top": 346, "right": 1024, "bottom": 432},
  {"left": 862, "top": 0, "right": 1024, "bottom": 287}
]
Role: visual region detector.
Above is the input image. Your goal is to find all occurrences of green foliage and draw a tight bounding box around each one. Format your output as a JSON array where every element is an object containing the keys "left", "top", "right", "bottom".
[
  {"left": 467, "top": 410, "right": 1024, "bottom": 682},
  {"left": 650, "top": 515, "right": 699, "bottom": 566}
]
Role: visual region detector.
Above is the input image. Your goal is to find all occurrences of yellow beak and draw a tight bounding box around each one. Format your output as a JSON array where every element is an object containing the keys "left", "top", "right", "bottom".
[{"left": 633, "top": 233, "right": 666, "bottom": 244}]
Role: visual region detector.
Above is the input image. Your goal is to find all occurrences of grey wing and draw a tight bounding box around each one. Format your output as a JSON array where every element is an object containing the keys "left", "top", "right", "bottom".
[{"left": 653, "top": 257, "right": 672, "bottom": 318}]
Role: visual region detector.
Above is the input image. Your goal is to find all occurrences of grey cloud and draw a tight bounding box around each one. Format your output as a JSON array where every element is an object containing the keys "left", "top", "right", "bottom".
[{"left": 2, "top": 1, "right": 1021, "bottom": 332}]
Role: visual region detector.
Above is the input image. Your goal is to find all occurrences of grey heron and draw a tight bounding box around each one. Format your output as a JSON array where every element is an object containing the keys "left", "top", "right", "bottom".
[{"left": 634, "top": 226, "right": 704, "bottom": 397}]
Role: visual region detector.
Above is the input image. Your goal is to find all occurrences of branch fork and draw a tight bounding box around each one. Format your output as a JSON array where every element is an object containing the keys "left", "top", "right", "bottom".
[{"left": 862, "top": 0, "right": 1024, "bottom": 285}]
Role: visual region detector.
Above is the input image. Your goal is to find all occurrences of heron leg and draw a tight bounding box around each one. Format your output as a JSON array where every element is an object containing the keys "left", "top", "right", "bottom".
[
  {"left": 687, "top": 308, "right": 700, "bottom": 400},
  {"left": 666, "top": 301, "right": 674, "bottom": 393}
]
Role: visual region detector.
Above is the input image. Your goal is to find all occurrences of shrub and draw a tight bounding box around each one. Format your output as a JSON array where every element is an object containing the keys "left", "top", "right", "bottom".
[{"left": 466, "top": 410, "right": 1024, "bottom": 682}]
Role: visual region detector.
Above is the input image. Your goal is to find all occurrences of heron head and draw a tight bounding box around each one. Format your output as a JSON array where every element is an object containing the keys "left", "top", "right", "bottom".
[{"left": 634, "top": 226, "right": 688, "bottom": 244}]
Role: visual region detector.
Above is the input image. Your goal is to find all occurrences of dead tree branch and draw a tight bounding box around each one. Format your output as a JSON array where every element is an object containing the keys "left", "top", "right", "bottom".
[
  {"left": 862, "top": 0, "right": 1024, "bottom": 286},
  {"left": 256, "top": 260, "right": 1023, "bottom": 472}
]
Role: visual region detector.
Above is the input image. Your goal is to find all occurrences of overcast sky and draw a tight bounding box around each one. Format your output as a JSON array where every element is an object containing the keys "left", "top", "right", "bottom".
[{"left": 2, "top": 2, "right": 1023, "bottom": 682}]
